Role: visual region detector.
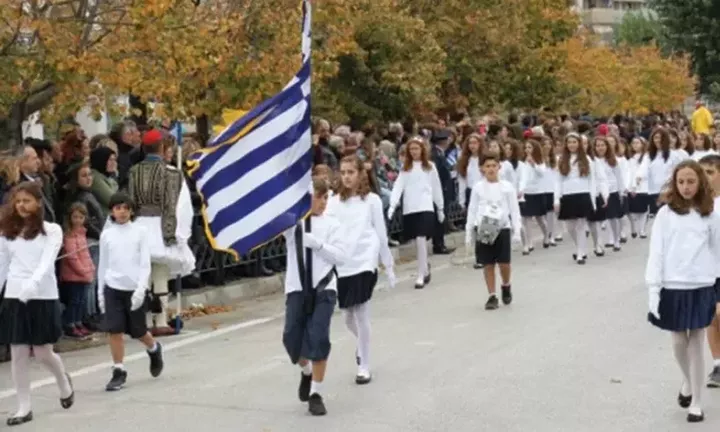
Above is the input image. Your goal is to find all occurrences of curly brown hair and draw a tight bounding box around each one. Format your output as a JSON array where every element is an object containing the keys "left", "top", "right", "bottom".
[
  {"left": 402, "top": 137, "right": 432, "bottom": 172},
  {"left": 337, "top": 155, "right": 371, "bottom": 201},
  {"left": 559, "top": 133, "right": 590, "bottom": 177},
  {"left": 661, "top": 160, "right": 714, "bottom": 216},
  {"left": 0, "top": 182, "right": 46, "bottom": 240},
  {"left": 524, "top": 139, "right": 544, "bottom": 165},
  {"left": 457, "top": 133, "right": 484, "bottom": 178}
]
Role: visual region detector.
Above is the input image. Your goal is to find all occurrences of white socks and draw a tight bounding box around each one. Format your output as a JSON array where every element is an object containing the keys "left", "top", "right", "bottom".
[
  {"left": 300, "top": 362, "right": 312, "bottom": 376},
  {"left": 609, "top": 218, "right": 621, "bottom": 247},
  {"left": 545, "top": 212, "right": 555, "bottom": 241},
  {"left": 344, "top": 303, "right": 372, "bottom": 373},
  {"left": 10, "top": 345, "right": 31, "bottom": 417},
  {"left": 714, "top": 359, "right": 720, "bottom": 367},
  {"left": 310, "top": 380, "right": 322, "bottom": 396},
  {"left": 114, "top": 363, "right": 125, "bottom": 370}
]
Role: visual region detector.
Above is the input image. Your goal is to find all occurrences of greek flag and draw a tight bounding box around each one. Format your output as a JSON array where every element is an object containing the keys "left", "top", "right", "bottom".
[{"left": 186, "top": 0, "right": 312, "bottom": 260}]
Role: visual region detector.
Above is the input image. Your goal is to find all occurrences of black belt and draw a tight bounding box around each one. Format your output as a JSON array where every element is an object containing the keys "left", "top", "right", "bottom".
[{"left": 294, "top": 218, "right": 336, "bottom": 316}]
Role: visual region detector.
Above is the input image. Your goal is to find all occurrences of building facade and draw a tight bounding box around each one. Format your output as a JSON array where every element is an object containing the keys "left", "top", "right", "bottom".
[{"left": 572, "top": 0, "right": 648, "bottom": 42}]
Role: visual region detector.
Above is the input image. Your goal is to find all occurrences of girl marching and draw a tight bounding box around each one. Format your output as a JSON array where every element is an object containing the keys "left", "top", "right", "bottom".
[
  {"left": 647, "top": 160, "right": 720, "bottom": 423},
  {"left": 520, "top": 140, "right": 551, "bottom": 252},
  {"left": 0, "top": 182, "right": 74, "bottom": 426},
  {"left": 329, "top": 155, "right": 395, "bottom": 385},
  {"left": 589, "top": 136, "right": 625, "bottom": 252},
  {"left": 388, "top": 137, "right": 443, "bottom": 289}
]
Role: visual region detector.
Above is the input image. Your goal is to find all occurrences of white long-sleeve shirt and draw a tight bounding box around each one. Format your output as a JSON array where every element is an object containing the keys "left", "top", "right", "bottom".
[
  {"left": 97, "top": 221, "right": 151, "bottom": 293},
  {"left": 501, "top": 160, "right": 527, "bottom": 199},
  {"left": 522, "top": 162, "right": 549, "bottom": 195},
  {"left": 553, "top": 154, "right": 599, "bottom": 209},
  {"left": 326, "top": 193, "right": 393, "bottom": 277},
  {"left": 627, "top": 154, "right": 649, "bottom": 194},
  {"left": 595, "top": 157, "right": 625, "bottom": 194},
  {"left": 0, "top": 222, "right": 63, "bottom": 300},
  {"left": 648, "top": 152, "right": 683, "bottom": 194},
  {"left": 691, "top": 149, "right": 717, "bottom": 162},
  {"left": 646, "top": 205, "right": 720, "bottom": 295},
  {"left": 617, "top": 156, "right": 629, "bottom": 191},
  {"left": 389, "top": 161, "right": 444, "bottom": 215},
  {"left": 592, "top": 157, "right": 610, "bottom": 200},
  {"left": 283, "top": 214, "right": 348, "bottom": 294},
  {"left": 465, "top": 179, "right": 522, "bottom": 241},
  {"left": 458, "top": 156, "right": 483, "bottom": 208}
]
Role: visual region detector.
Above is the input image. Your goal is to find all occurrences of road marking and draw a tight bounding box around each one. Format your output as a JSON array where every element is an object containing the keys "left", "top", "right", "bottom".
[
  {"left": 0, "top": 262, "right": 457, "bottom": 400},
  {"left": 0, "top": 315, "right": 281, "bottom": 400}
]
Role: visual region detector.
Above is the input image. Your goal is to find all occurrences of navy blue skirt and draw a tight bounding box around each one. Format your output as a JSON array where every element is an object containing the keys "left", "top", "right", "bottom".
[
  {"left": 520, "top": 194, "right": 546, "bottom": 217},
  {"left": 0, "top": 298, "right": 63, "bottom": 345},
  {"left": 588, "top": 192, "right": 622, "bottom": 222},
  {"left": 543, "top": 193, "right": 554, "bottom": 212},
  {"left": 628, "top": 193, "right": 649, "bottom": 214},
  {"left": 648, "top": 194, "right": 663, "bottom": 215},
  {"left": 403, "top": 211, "right": 435, "bottom": 239},
  {"left": 337, "top": 271, "right": 377, "bottom": 309},
  {"left": 648, "top": 286, "right": 717, "bottom": 332}
]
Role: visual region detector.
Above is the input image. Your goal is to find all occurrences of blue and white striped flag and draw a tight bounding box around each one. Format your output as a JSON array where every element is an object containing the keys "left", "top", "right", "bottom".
[{"left": 186, "top": 0, "right": 312, "bottom": 260}]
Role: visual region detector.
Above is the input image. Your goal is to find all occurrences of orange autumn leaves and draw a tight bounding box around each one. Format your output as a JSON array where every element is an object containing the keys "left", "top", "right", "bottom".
[{"left": 553, "top": 36, "right": 694, "bottom": 116}]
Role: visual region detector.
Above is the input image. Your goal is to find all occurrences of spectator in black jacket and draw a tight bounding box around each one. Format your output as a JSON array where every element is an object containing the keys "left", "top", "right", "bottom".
[
  {"left": 429, "top": 129, "right": 454, "bottom": 255},
  {"left": 109, "top": 120, "right": 143, "bottom": 189}
]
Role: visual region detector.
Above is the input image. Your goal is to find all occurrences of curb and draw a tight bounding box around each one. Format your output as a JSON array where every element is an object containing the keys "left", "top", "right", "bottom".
[{"left": 174, "top": 231, "right": 468, "bottom": 307}]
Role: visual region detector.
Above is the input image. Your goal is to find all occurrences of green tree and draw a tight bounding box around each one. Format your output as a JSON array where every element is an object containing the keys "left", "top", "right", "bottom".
[
  {"left": 650, "top": 0, "right": 720, "bottom": 95},
  {"left": 614, "top": 11, "right": 664, "bottom": 47}
]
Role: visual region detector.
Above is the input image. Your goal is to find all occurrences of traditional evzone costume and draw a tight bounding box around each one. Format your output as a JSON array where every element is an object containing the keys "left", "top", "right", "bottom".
[
  {"left": 327, "top": 182, "right": 394, "bottom": 384},
  {"left": 127, "top": 130, "right": 195, "bottom": 336}
]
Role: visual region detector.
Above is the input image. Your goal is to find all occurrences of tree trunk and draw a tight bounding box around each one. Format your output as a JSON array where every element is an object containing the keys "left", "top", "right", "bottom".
[{"left": 0, "top": 82, "right": 57, "bottom": 150}]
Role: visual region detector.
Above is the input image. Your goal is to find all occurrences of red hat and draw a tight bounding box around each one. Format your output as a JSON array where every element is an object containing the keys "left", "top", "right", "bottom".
[
  {"left": 597, "top": 124, "right": 609, "bottom": 136},
  {"left": 142, "top": 129, "right": 163, "bottom": 146},
  {"left": 523, "top": 129, "right": 533, "bottom": 139}
]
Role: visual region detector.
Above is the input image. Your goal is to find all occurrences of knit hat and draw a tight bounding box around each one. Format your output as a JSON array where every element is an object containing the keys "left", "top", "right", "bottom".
[
  {"left": 597, "top": 124, "right": 609, "bottom": 136},
  {"left": 142, "top": 129, "right": 163, "bottom": 146}
]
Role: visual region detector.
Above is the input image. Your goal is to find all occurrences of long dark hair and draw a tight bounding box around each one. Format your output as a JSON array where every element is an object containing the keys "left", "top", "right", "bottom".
[
  {"left": 0, "top": 182, "right": 46, "bottom": 240},
  {"left": 648, "top": 128, "right": 671, "bottom": 162}
]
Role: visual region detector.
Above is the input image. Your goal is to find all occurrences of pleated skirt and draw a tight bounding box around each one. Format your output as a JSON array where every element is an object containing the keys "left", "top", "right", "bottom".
[
  {"left": 520, "top": 194, "right": 547, "bottom": 217},
  {"left": 558, "top": 193, "right": 593, "bottom": 221},
  {"left": 648, "top": 286, "right": 717, "bottom": 332},
  {"left": 337, "top": 271, "right": 377, "bottom": 310},
  {"left": 588, "top": 192, "right": 623, "bottom": 222},
  {"left": 628, "top": 193, "right": 650, "bottom": 214},
  {"left": 403, "top": 211, "right": 435, "bottom": 239},
  {"left": 0, "top": 298, "right": 63, "bottom": 345}
]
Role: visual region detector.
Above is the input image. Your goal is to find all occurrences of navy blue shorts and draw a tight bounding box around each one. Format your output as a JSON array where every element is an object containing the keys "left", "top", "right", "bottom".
[{"left": 282, "top": 290, "right": 336, "bottom": 364}]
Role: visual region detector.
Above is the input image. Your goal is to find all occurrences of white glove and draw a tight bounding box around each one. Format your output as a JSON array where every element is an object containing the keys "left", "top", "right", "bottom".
[
  {"left": 387, "top": 208, "right": 395, "bottom": 221},
  {"left": 131, "top": 288, "right": 146, "bottom": 311},
  {"left": 98, "top": 292, "right": 106, "bottom": 315},
  {"left": 303, "top": 232, "right": 322, "bottom": 250},
  {"left": 437, "top": 210, "right": 445, "bottom": 223},
  {"left": 649, "top": 291, "right": 660, "bottom": 320},
  {"left": 386, "top": 268, "right": 396, "bottom": 289},
  {"left": 17, "top": 279, "right": 38, "bottom": 303}
]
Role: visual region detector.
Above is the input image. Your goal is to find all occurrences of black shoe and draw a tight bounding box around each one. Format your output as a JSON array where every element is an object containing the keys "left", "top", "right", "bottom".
[
  {"left": 501, "top": 285, "right": 512, "bottom": 305},
  {"left": 298, "top": 373, "right": 312, "bottom": 402},
  {"left": 433, "top": 247, "right": 454, "bottom": 255},
  {"left": 148, "top": 343, "right": 164, "bottom": 378},
  {"left": 594, "top": 249, "right": 605, "bottom": 257},
  {"left": 677, "top": 392, "right": 692, "bottom": 408},
  {"left": 543, "top": 242, "right": 550, "bottom": 249},
  {"left": 485, "top": 295, "right": 499, "bottom": 310},
  {"left": 529, "top": 246, "right": 534, "bottom": 252},
  {"left": 631, "top": 233, "right": 638, "bottom": 239},
  {"left": 687, "top": 411, "right": 704, "bottom": 423},
  {"left": 105, "top": 368, "right": 127, "bottom": 391},
  {"left": 308, "top": 393, "right": 327, "bottom": 416},
  {"left": 707, "top": 366, "right": 720, "bottom": 388},
  {"left": 639, "top": 234, "right": 647, "bottom": 239},
  {"left": 613, "top": 246, "right": 621, "bottom": 252},
  {"left": 620, "top": 237, "right": 628, "bottom": 244},
  {"left": 60, "top": 373, "right": 74, "bottom": 409},
  {"left": 355, "top": 372, "right": 372, "bottom": 385},
  {"left": 6, "top": 412, "right": 32, "bottom": 426},
  {"left": 577, "top": 257, "right": 586, "bottom": 265},
  {"left": 424, "top": 264, "right": 431, "bottom": 284},
  {"left": 604, "top": 243, "right": 613, "bottom": 248},
  {"left": 473, "top": 263, "right": 484, "bottom": 269}
]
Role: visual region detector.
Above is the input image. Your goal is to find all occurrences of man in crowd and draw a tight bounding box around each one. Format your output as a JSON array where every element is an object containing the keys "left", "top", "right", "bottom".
[
  {"left": 110, "top": 120, "right": 143, "bottom": 188},
  {"left": 429, "top": 129, "right": 454, "bottom": 255},
  {"left": 18, "top": 144, "right": 56, "bottom": 222}
]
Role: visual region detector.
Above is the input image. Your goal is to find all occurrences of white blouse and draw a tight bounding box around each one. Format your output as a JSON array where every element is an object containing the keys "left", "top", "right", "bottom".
[
  {"left": 97, "top": 221, "right": 151, "bottom": 293},
  {"left": 326, "top": 193, "right": 393, "bottom": 277},
  {"left": 627, "top": 154, "right": 649, "bottom": 194},
  {"left": 594, "top": 157, "right": 625, "bottom": 194},
  {"left": 554, "top": 154, "right": 599, "bottom": 207},
  {"left": 0, "top": 222, "right": 63, "bottom": 300},
  {"left": 522, "top": 162, "right": 548, "bottom": 195},
  {"left": 458, "top": 156, "right": 483, "bottom": 208},
  {"left": 389, "top": 161, "right": 444, "bottom": 215},
  {"left": 646, "top": 205, "right": 720, "bottom": 294}
]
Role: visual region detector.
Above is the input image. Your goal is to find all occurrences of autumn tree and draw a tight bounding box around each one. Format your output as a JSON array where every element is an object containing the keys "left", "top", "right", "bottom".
[
  {"left": 614, "top": 10, "right": 665, "bottom": 48},
  {"left": 0, "top": 0, "right": 250, "bottom": 148}
]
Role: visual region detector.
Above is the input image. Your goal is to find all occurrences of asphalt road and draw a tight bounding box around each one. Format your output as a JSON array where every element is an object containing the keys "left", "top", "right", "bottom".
[{"left": 0, "top": 231, "right": 718, "bottom": 432}]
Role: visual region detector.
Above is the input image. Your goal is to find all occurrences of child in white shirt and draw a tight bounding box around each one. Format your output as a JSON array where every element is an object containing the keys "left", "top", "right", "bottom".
[
  {"left": 98, "top": 193, "right": 164, "bottom": 392},
  {"left": 465, "top": 153, "right": 522, "bottom": 310}
]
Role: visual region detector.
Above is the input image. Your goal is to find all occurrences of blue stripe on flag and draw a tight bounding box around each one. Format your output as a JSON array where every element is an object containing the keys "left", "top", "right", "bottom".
[
  {"left": 210, "top": 147, "right": 312, "bottom": 234},
  {"left": 191, "top": 62, "right": 311, "bottom": 182},
  {"left": 230, "top": 193, "right": 312, "bottom": 255},
  {"left": 200, "top": 106, "right": 311, "bottom": 201}
]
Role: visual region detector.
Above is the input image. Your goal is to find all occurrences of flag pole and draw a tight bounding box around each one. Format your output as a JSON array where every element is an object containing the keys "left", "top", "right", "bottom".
[{"left": 174, "top": 121, "right": 183, "bottom": 335}]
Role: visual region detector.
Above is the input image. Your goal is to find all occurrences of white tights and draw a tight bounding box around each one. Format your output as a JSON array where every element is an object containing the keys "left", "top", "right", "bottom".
[
  {"left": 629, "top": 212, "right": 648, "bottom": 235},
  {"left": 564, "top": 219, "right": 587, "bottom": 258},
  {"left": 344, "top": 302, "right": 372, "bottom": 373},
  {"left": 415, "top": 237, "right": 428, "bottom": 280},
  {"left": 11, "top": 345, "right": 72, "bottom": 417},
  {"left": 672, "top": 330, "right": 706, "bottom": 414}
]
